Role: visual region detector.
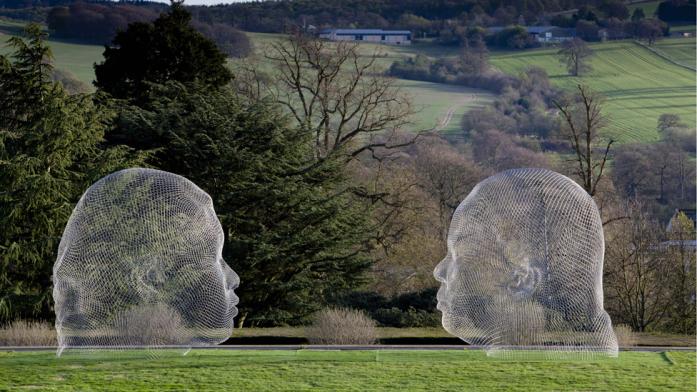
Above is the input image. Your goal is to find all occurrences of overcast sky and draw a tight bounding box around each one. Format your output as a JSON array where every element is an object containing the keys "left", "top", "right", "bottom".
[{"left": 151, "top": 0, "right": 253, "bottom": 5}]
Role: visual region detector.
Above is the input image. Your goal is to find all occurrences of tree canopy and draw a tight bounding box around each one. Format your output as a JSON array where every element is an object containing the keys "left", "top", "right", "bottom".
[
  {"left": 0, "top": 25, "right": 143, "bottom": 322},
  {"left": 94, "top": 2, "right": 232, "bottom": 102},
  {"left": 113, "top": 82, "right": 373, "bottom": 326}
]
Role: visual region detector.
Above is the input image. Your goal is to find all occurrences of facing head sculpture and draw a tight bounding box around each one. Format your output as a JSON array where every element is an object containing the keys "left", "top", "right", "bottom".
[
  {"left": 434, "top": 168, "right": 618, "bottom": 358},
  {"left": 53, "top": 168, "right": 238, "bottom": 356}
]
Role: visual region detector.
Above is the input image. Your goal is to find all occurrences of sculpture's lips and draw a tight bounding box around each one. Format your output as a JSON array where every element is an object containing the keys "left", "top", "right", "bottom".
[
  {"left": 229, "top": 293, "right": 240, "bottom": 307},
  {"left": 436, "top": 285, "right": 448, "bottom": 312}
]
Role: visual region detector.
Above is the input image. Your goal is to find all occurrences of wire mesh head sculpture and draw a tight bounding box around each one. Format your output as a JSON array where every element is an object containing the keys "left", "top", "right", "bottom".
[
  {"left": 53, "top": 168, "right": 238, "bottom": 356},
  {"left": 434, "top": 168, "right": 618, "bottom": 358}
]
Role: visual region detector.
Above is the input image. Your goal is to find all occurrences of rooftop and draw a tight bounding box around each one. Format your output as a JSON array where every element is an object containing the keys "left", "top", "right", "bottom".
[{"left": 320, "top": 29, "right": 411, "bottom": 35}]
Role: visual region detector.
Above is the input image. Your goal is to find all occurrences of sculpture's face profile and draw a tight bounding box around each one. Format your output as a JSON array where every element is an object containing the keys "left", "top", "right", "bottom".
[
  {"left": 53, "top": 168, "right": 238, "bottom": 355},
  {"left": 434, "top": 168, "right": 618, "bottom": 357}
]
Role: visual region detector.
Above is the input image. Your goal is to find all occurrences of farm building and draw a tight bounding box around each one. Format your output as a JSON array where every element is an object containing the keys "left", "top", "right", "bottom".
[
  {"left": 526, "top": 26, "right": 575, "bottom": 42},
  {"left": 319, "top": 29, "right": 412, "bottom": 45},
  {"left": 486, "top": 26, "right": 575, "bottom": 43}
]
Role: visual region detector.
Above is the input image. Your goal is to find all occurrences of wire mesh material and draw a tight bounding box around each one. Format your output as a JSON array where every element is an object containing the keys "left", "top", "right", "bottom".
[
  {"left": 434, "top": 168, "right": 618, "bottom": 359},
  {"left": 53, "top": 168, "right": 238, "bottom": 357}
]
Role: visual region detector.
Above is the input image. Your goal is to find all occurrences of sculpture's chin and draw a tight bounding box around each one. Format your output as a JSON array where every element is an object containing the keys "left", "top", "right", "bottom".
[{"left": 439, "top": 310, "right": 459, "bottom": 337}]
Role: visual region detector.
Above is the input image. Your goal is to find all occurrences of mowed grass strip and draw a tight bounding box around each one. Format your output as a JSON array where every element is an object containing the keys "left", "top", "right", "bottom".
[
  {"left": 0, "top": 350, "right": 694, "bottom": 391},
  {"left": 489, "top": 40, "right": 696, "bottom": 144},
  {"left": 652, "top": 37, "right": 696, "bottom": 68}
]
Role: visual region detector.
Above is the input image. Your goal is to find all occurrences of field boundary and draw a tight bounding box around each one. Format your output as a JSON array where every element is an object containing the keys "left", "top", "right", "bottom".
[{"left": 633, "top": 40, "right": 697, "bottom": 71}]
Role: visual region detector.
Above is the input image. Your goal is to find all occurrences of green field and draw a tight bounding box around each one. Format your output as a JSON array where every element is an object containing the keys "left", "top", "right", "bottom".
[
  {"left": 627, "top": 1, "right": 661, "bottom": 17},
  {"left": 652, "top": 38, "right": 696, "bottom": 68},
  {"left": 0, "top": 19, "right": 104, "bottom": 85},
  {"left": 396, "top": 79, "right": 494, "bottom": 132},
  {"left": 1, "top": 349, "right": 694, "bottom": 391},
  {"left": 489, "top": 39, "right": 696, "bottom": 143}
]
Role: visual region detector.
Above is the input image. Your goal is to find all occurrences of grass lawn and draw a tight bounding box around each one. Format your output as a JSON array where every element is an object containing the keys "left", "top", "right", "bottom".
[
  {"left": 0, "top": 349, "right": 694, "bottom": 391},
  {"left": 627, "top": 0, "right": 661, "bottom": 17},
  {"left": 489, "top": 39, "right": 696, "bottom": 144}
]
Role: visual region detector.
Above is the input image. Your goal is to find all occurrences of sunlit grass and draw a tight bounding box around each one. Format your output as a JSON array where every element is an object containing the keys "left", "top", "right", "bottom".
[
  {"left": 489, "top": 39, "right": 696, "bottom": 144},
  {"left": 1, "top": 349, "right": 694, "bottom": 391}
]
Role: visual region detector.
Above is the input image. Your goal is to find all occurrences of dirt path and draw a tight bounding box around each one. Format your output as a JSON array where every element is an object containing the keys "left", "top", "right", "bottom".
[{"left": 433, "top": 94, "right": 476, "bottom": 131}]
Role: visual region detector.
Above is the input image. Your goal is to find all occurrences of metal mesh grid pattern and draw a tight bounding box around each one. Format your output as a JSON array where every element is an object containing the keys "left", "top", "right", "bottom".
[
  {"left": 53, "top": 168, "right": 238, "bottom": 356},
  {"left": 434, "top": 168, "right": 618, "bottom": 358}
]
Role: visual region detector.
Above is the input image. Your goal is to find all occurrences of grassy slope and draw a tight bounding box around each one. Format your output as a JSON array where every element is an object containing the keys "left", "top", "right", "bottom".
[
  {"left": 652, "top": 38, "right": 696, "bottom": 68},
  {"left": 489, "top": 39, "right": 696, "bottom": 143},
  {"left": 1, "top": 350, "right": 694, "bottom": 391},
  {"left": 627, "top": 1, "right": 661, "bottom": 17},
  {"left": 244, "top": 33, "right": 495, "bottom": 133},
  {"left": 0, "top": 19, "right": 103, "bottom": 85}
]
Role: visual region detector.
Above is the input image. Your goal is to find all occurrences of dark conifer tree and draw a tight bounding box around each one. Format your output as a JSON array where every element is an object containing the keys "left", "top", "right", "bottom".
[
  {"left": 0, "top": 25, "right": 143, "bottom": 322},
  {"left": 94, "top": 1, "right": 232, "bottom": 102}
]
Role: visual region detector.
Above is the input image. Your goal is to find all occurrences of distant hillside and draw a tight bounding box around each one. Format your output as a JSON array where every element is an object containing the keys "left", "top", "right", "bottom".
[{"left": 489, "top": 38, "right": 696, "bottom": 143}]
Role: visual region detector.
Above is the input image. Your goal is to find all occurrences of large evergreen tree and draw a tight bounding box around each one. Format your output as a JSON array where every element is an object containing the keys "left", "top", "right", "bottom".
[
  {"left": 94, "top": 1, "right": 232, "bottom": 102},
  {"left": 115, "top": 82, "right": 372, "bottom": 326},
  {"left": 0, "top": 25, "right": 143, "bottom": 322}
]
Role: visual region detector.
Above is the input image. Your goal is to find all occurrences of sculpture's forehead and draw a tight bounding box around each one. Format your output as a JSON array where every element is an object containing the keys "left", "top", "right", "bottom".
[
  {"left": 447, "top": 169, "right": 597, "bottom": 246},
  {"left": 85, "top": 169, "right": 212, "bottom": 205},
  {"left": 60, "top": 168, "right": 224, "bottom": 254}
]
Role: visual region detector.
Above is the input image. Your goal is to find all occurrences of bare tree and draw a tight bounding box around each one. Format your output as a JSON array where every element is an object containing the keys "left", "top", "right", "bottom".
[
  {"left": 604, "top": 201, "right": 671, "bottom": 332},
  {"left": 235, "top": 34, "right": 426, "bottom": 277},
  {"left": 470, "top": 129, "right": 550, "bottom": 172},
  {"left": 256, "top": 33, "right": 417, "bottom": 162},
  {"left": 657, "top": 113, "right": 685, "bottom": 133},
  {"left": 663, "top": 212, "right": 696, "bottom": 334},
  {"left": 558, "top": 38, "right": 593, "bottom": 76},
  {"left": 414, "top": 138, "right": 484, "bottom": 237},
  {"left": 553, "top": 84, "right": 613, "bottom": 196}
]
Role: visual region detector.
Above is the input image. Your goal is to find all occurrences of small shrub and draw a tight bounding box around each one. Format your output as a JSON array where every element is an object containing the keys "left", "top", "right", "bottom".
[
  {"left": 0, "top": 320, "right": 57, "bottom": 346},
  {"left": 114, "top": 303, "right": 186, "bottom": 345},
  {"left": 305, "top": 307, "right": 377, "bottom": 345},
  {"left": 614, "top": 324, "right": 638, "bottom": 347}
]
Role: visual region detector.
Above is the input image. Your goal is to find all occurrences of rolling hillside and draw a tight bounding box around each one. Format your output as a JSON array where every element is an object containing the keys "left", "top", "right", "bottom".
[
  {"left": 0, "top": 19, "right": 103, "bottom": 84},
  {"left": 2, "top": 18, "right": 694, "bottom": 141},
  {"left": 0, "top": 21, "right": 494, "bottom": 132},
  {"left": 489, "top": 39, "right": 696, "bottom": 143}
]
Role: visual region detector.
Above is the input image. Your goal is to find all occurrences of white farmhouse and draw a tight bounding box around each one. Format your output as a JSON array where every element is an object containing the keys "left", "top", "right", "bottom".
[{"left": 319, "top": 29, "right": 412, "bottom": 45}]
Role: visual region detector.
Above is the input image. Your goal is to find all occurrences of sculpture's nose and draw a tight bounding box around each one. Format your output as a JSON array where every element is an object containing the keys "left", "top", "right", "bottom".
[
  {"left": 433, "top": 256, "right": 449, "bottom": 284},
  {"left": 221, "top": 260, "right": 239, "bottom": 291}
]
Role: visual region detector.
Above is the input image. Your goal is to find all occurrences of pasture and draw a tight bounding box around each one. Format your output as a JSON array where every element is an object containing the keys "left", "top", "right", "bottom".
[
  {"left": 0, "top": 18, "right": 103, "bottom": 84},
  {"left": 489, "top": 39, "right": 696, "bottom": 143},
  {"left": 0, "top": 349, "right": 694, "bottom": 391},
  {"left": 652, "top": 38, "right": 696, "bottom": 68}
]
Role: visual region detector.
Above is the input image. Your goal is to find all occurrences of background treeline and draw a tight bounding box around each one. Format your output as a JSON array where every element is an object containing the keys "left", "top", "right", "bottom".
[
  {"left": 1, "top": 0, "right": 686, "bottom": 49},
  {"left": 44, "top": 2, "right": 251, "bottom": 56}
]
